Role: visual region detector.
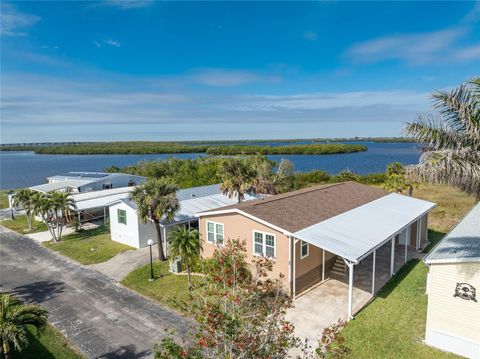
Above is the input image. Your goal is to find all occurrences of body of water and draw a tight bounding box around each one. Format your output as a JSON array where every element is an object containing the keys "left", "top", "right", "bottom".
[{"left": 0, "top": 142, "right": 421, "bottom": 189}]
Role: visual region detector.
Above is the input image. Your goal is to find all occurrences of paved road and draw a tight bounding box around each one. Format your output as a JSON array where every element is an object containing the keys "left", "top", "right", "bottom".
[{"left": 0, "top": 227, "right": 193, "bottom": 358}]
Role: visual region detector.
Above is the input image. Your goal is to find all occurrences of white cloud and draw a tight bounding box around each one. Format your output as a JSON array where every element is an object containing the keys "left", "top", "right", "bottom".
[
  {"left": 104, "top": 39, "right": 121, "bottom": 47},
  {"left": 190, "top": 69, "right": 280, "bottom": 87},
  {"left": 452, "top": 44, "right": 480, "bottom": 61},
  {"left": 230, "top": 91, "right": 429, "bottom": 112},
  {"left": 0, "top": 2, "right": 40, "bottom": 36},
  {"left": 345, "top": 2, "right": 480, "bottom": 65},
  {"left": 101, "top": 0, "right": 153, "bottom": 9},
  {"left": 303, "top": 31, "right": 318, "bottom": 41},
  {"left": 94, "top": 39, "right": 121, "bottom": 48},
  {"left": 346, "top": 28, "right": 465, "bottom": 65}
]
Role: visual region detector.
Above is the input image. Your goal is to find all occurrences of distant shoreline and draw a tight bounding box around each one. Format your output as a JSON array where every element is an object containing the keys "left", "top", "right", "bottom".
[
  {"left": 0, "top": 142, "right": 368, "bottom": 156},
  {"left": 0, "top": 137, "right": 414, "bottom": 154}
]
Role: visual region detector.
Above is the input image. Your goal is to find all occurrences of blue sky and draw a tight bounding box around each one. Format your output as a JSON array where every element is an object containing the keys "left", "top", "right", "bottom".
[{"left": 1, "top": 1, "right": 479, "bottom": 143}]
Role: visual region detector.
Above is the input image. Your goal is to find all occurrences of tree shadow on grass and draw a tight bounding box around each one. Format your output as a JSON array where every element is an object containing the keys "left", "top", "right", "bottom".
[
  {"left": 376, "top": 259, "right": 419, "bottom": 299},
  {"left": 98, "top": 344, "right": 151, "bottom": 359},
  {"left": 423, "top": 229, "right": 447, "bottom": 254},
  {"left": 12, "top": 329, "right": 56, "bottom": 359},
  {"left": 10, "top": 280, "right": 65, "bottom": 303}
]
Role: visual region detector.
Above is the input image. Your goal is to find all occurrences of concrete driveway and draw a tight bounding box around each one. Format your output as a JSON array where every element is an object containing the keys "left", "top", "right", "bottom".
[
  {"left": 0, "top": 227, "right": 193, "bottom": 359},
  {"left": 88, "top": 245, "right": 156, "bottom": 281}
]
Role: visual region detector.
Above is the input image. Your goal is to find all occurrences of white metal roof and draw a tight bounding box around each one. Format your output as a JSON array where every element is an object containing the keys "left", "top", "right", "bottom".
[
  {"left": 109, "top": 184, "right": 258, "bottom": 225},
  {"left": 30, "top": 180, "right": 92, "bottom": 193},
  {"left": 294, "top": 193, "right": 436, "bottom": 263},
  {"left": 425, "top": 202, "right": 480, "bottom": 264},
  {"left": 74, "top": 187, "right": 134, "bottom": 211}
]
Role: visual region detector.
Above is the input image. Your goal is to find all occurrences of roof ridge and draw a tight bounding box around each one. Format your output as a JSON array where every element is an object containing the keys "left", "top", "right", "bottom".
[{"left": 249, "top": 182, "right": 346, "bottom": 207}]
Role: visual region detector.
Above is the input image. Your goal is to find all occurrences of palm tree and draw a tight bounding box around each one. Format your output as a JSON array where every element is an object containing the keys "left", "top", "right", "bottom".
[
  {"left": 219, "top": 157, "right": 257, "bottom": 203},
  {"left": 34, "top": 192, "right": 77, "bottom": 242},
  {"left": 0, "top": 293, "right": 48, "bottom": 359},
  {"left": 12, "top": 189, "right": 36, "bottom": 231},
  {"left": 168, "top": 226, "right": 201, "bottom": 289},
  {"left": 405, "top": 77, "right": 480, "bottom": 199},
  {"left": 252, "top": 157, "right": 294, "bottom": 195},
  {"left": 130, "top": 178, "right": 179, "bottom": 261}
]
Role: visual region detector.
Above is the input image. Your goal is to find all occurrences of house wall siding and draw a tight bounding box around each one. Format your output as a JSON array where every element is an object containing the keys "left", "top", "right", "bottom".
[
  {"left": 199, "top": 213, "right": 290, "bottom": 289},
  {"left": 426, "top": 262, "right": 480, "bottom": 357},
  {"left": 109, "top": 202, "right": 140, "bottom": 248}
]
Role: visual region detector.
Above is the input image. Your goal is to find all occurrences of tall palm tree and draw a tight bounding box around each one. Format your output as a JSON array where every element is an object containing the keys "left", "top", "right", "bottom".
[
  {"left": 219, "top": 157, "right": 257, "bottom": 203},
  {"left": 12, "top": 189, "right": 36, "bottom": 231},
  {"left": 168, "top": 226, "right": 201, "bottom": 289},
  {"left": 34, "top": 192, "right": 77, "bottom": 242},
  {"left": 130, "top": 178, "right": 179, "bottom": 261},
  {"left": 0, "top": 293, "right": 48, "bottom": 359},
  {"left": 405, "top": 77, "right": 480, "bottom": 199}
]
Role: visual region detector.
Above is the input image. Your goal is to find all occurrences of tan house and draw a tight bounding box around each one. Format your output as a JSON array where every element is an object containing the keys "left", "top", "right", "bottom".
[
  {"left": 198, "top": 181, "right": 435, "bottom": 319},
  {"left": 424, "top": 202, "right": 480, "bottom": 359}
]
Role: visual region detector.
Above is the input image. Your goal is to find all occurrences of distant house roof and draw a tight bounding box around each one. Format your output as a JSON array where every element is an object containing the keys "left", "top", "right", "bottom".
[
  {"left": 30, "top": 180, "right": 93, "bottom": 193},
  {"left": 47, "top": 172, "right": 115, "bottom": 181},
  {"left": 110, "top": 183, "right": 258, "bottom": 225},
  {"left": 73, "top": 187, "right": 135, "bottom": 211},
  {"left": 425, "top": 202, "right": 480, "bottom": 264},
  {"left": 200, "top": 182, "right": 389, "bottom": 233}
]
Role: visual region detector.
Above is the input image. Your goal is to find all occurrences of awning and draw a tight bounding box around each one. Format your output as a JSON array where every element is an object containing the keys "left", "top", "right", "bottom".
[
  {"left": 74, "top": 187, "right": 134, "bottom": 211},
  {"left": 294, "top": 193, "right": 436, "bottom": 263}
]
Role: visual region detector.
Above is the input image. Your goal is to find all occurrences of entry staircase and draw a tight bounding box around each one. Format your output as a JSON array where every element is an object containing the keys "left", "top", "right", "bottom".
[{"left": 331, "top": 256, "right": 347, "bottom": 277}]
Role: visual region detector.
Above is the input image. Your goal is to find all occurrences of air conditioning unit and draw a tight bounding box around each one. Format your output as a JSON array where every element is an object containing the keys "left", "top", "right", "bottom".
[{"left": 169, "top": 257, "right": 182, "bottom": 273}]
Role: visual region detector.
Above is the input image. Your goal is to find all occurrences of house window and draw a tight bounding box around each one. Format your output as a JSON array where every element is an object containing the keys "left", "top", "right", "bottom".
[
  {"left": 206, "top": 221, "right": 224, "bottom": 245},
  {"left": 103, "top": 183, "right": 112, "bottom": 190},
  {"left": 117, "top": 209, "right": 127, "bottom": 225},
  {"left": 301, "top": 241, "right": 309, "bottom": 259},
  {"left": 253, "top": 231, "right": 276, "bottom": 259}
]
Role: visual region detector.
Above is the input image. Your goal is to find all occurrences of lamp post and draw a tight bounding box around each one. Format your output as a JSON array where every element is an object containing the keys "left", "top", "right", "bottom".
[{"left": 147, "top": 239, "right": 155, "bottom": 282}]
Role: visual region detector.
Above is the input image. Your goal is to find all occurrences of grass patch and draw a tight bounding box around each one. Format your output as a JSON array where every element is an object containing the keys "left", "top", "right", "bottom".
[
  {"left": 1, "top": 215, "right": 48, "bottom": 234},
  {"left": 44, "top": 225, "right": 133, "bottom": 265},
  {"left": 0, "top": 190, "right": 10, "bottom": 209},
  {"left": 340, "top": 183, "right": 475, "bottom": 358},
  {"left": 342, "top": 259, "right": 458, "bottom": 359},
  {"left": 412, "top": 183, "right": 476, "bottom": 233},
  {"left": 121, "top": 260, "right": 205, "bottom": 315},
  {"left": 13, "top": 323, "right": 83, "bottom": 359}
]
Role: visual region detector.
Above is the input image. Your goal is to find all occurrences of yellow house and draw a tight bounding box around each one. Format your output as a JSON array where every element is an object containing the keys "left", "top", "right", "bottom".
[{"left": 424, "top": 202, "right": 480, "bottom": 359}]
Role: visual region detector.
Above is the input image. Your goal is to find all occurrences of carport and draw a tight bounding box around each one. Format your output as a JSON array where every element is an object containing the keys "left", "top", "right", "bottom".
[{"left": 291, "top": 193, "right": 435, "bottom": 319}]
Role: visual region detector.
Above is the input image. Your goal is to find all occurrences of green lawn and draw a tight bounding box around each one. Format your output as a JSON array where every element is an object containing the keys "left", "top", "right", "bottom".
[
  {"left": 44, "top": 225, "right": 133, "bottom": 265},
  {"left": 1, "top": 215, "right": 48, "bottom": 234},
  {"left": 121, "top": 260, "right": 205, "bottom": 315},
  {"left": 0, "top": 190, "right": 10, "bottom": 209},
  {"left": 13, "top": 324, "right": 83, "bottom": 359},
  {"left": 339, "top": 183, "right": 476, "bottom": 358}
]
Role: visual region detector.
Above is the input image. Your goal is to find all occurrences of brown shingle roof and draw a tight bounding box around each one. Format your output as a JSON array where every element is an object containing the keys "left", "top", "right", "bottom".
[{"left": 210, "top": 182, "right": 389, "bottom": 233}]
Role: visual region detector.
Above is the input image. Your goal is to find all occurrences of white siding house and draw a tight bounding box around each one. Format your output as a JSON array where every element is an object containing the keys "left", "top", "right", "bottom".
[
  {"left": 109, "top": 199, "right": 157, "bottom": 249},
  {"left": 108, "top": 184, "right": 258, "bottom": 254},
  {"left": 424, "top": 202, "right": 480, "bottom": 359}
]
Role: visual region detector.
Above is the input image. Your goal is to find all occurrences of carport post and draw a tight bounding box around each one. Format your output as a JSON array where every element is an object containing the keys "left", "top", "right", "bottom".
[
  {"left": 404, "top": 236, "right": 408, "bottom": 263},
  {"left": 347, "top": 261, "right": 354, "bottom": 319},
  {"left": 390, "top": 237, "right": 395, "bottom": 276},
  {"left": 322, "top": 249, "right": 325, "bottom": 282},
  {"left": 292, "top": 238, "right": 296, "bottom": 300},
  {"left": 371, "top": 250, "right": 376, "bottom": 295}
]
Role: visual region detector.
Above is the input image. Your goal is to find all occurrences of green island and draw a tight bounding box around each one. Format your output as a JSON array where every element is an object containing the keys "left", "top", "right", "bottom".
[{"left": 0, "top": 141, "right": 367, "bottom": 155}]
